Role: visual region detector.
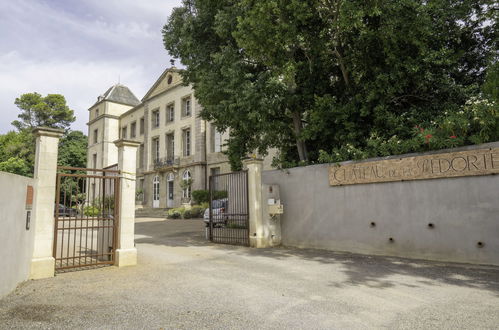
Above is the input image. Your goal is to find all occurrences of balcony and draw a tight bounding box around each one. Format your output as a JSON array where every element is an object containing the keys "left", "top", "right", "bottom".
[{"left": 153, "top": 157, "right": 180, "bottom": 170}]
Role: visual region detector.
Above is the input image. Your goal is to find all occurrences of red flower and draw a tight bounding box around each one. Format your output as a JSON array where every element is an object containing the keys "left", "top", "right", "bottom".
[
  {"left": 450, "top": 135, "right": 457, "bottom": 139},
  {"left": 425, "top": 134, "right": 432, "bottom": 143},
  {"left": 420, "top": 127, "right": 425, "bottom": 133}
]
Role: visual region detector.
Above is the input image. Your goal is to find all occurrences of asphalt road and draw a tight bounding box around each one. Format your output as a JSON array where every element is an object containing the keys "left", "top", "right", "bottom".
[{"left": 1, "top": 218, "right": 498, "bottom": 329}]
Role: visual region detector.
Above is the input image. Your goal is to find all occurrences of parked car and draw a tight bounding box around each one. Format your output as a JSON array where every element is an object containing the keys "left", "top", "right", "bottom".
[
  {"left": 56, "top": 204, "right": 78, "bottom": 217},
  {"left": 203, "top": 198, "right": 228, "bottom": 227}
]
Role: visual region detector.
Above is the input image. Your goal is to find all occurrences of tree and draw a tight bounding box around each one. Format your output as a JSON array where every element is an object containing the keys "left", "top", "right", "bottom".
[
  {"left": 0, "top": 130, "right": 35, "bottom": 176},
  {"left": 12, "top": 92, "right": 75, "bottom": 131},
  {"left": 58, "top": 131, "right": 88, "bottom": 168},
  {"left": 163, "top": 0, "right": 497, "bottom": 168},
  {"left": 0, "top": 92, "right": 84, "bottom": 177}
]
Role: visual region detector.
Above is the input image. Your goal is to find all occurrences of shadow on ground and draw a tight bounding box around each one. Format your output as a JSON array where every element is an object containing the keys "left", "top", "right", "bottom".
[{"left": 135, "top": 218, "right": 499, "bottom": 296}]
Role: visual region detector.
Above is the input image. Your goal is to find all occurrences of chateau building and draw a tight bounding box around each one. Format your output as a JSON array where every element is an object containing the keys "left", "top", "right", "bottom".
[{"left": 87, "top": 67, "right": 273, "bottom": 209}]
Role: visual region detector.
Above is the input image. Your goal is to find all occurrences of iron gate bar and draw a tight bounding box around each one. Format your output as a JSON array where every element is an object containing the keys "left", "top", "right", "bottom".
[
  {"left": 209, "top": 170, "right": 249, "bottom": 246},
  {"left": 53, "top": 166, "right": 120, "bottom": 271}
]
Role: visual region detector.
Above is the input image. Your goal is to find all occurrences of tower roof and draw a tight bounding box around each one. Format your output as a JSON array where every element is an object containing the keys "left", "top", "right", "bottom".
[{"left": 94, "top": 84, "right": 141, "bottom": 107}]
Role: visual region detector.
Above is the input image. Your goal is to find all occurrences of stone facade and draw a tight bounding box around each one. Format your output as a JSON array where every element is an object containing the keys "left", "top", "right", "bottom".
[{"left": 87, "top": 67, "right": 274, "bottom": 209}]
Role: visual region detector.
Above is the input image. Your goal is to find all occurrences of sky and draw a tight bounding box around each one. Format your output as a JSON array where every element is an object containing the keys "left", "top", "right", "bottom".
[{"left": 0, "top": 0, "right": 183, "bottom": 134}]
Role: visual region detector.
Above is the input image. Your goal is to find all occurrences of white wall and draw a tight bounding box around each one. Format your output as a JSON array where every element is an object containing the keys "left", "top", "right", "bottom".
[
  {"left": 0, "top": 171, "right": 36, "bottom": 298},
  {"left": 262, "top": 142, "right": 499, "bottom": 266}
]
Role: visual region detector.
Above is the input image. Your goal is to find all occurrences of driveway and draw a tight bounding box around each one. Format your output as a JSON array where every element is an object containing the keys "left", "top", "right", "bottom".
[{"left": 1, "top": 218, "right": 499, "bottom": 329}]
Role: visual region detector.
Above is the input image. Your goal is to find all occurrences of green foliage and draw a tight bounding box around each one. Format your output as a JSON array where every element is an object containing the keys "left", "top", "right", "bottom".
[
  {"left": 163, "top": 0, "right": 498, "bottom": 168},
  {"left": 192, "top": 190, "right": 209, "bottom": 204},
  {"left": 190, "top": 205, "right": 206, "bottom": 218},
  {"left": 12, "top": 92, "right": 75, "bottom": 131},
  {"left": 0, "top": 157, "right": 31, "bottom": 177},
  {"left": 0, "top": 93, "right": 82, "bottom": 178},
  {"left": 83, "top": 206, "right": 100, "bottom": 217},
  {"left": 192, "top": 190, "right": 228, "bottom": 204},
  {"left": 167, "top": 207, "right": 185, "bottom": 219},
  {"left": 58, "top": 131, "right": 87, "bottom": 168},
  {"left": 214, "top": 190, "right": 228, "bottom": 200},
  {"left": 0, "top": 130, "right": 35, "bottom": 177},
  {"left": 318, "top": 97, "right": 499, "bottom": 163},
  {"left": 167, "top": 205, "right": 206, "bottom": 219}
]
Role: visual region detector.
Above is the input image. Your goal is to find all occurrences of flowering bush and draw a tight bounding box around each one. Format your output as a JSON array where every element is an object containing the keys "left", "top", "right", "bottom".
[{"left": 318, "top": 96, "right": 498, "bottom": 163}]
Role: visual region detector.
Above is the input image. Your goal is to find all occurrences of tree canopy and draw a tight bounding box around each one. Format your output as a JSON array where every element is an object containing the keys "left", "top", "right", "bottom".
[
  {"left": 0, "top": 92, "right": 85, "bottom": 177},
  {"left": 12, "top": 92, "right": 75, "bottom": 131},
  {"left": 163, "top": 0, "right": 498, "bottom": 169}
]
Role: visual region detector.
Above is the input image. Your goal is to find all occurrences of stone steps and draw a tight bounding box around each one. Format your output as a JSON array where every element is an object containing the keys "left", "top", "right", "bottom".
[{"left": 135, "top": 208, "right": 168, "bottom": 218}]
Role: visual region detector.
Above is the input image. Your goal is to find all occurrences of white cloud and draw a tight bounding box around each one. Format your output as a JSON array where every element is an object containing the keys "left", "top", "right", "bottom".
[
  {"left": 0, "top": 0, "right": 183, "bottom": 134},
  {"left": 0, "top": 52, "right": 160, "bottom": 133}
]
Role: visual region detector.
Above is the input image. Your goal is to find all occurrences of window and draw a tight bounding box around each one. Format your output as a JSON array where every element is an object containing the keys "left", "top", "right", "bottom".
[
  {"left": 140, "top": 117, "right": 144, "bottom": 135},
  {"left": 182, "top": 97, "right": 191, "bottom": 117},
  {"left": 92, "top": 153, "right": 97, "bottom": 169},
  {"left": 121, "top": 126, "right": 127, "bottom": 139},
  {"left": 95, "top": 109, "right": 99, "bottom": 118},
  {"left": 130, "top": 122, "right": 137, "bottom": 138},
  {"left": 166, "top": 133, "right": 175, "bottom": 159},
  {"left": 93, "top": 129, "right": 98, "bottom": 144},
  {"left": 182, "top": 170, "right": 191, "bottom": 199},
  {"left": 152, "top": 109, "right": 160, "bottom": 128},
  {"left": 182, "top": 129, "right": 191, "bottom": 156},
  {"left": 152, "top": 137, "right": 160, "bottom": 162},
  {"left": 211, "top": 124, "right": 223, "bottom": 153},
  {"left": 166, "top": 103, "right": 175, "bottom": 123}
]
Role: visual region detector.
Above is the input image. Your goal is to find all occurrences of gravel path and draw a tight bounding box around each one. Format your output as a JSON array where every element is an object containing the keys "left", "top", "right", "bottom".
[{"left": 1, "top": 218, "right": 499, "bottom": 329}]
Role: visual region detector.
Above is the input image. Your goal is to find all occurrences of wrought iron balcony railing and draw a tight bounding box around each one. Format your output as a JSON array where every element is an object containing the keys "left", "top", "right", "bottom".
[{"left": 153, "top": 157, "right": 180, "bottom": 170}]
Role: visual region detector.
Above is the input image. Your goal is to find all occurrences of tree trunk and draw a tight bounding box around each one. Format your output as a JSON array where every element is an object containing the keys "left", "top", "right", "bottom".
[{"left": 292, "top": 112, "right": 308, "bottom": 162}]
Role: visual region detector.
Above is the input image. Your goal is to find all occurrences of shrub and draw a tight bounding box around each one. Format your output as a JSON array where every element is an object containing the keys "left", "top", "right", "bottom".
[
  {"left": 183, "top": 209, "right": 193, "bottom": 219},
  {"left": 192, "top": 190, "right": 209, "bottom": 204},
  {"left": 192, "top": 190, "right": 229, "bottom": 204},
  {"left": 213, "top": 190, "right": 228, "bottom": 200},
  {"left": 190, "top": 205, "right": 206, "bottom": 218},
  {"left": 167, "top": 207, "right": 185, "bottom": 219},
  {"left": 83, "top": 206, "right": 100, "bottom": 216}
]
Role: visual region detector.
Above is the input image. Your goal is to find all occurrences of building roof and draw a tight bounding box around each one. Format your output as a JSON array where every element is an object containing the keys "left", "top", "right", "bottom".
[{"left": 94, "top": 84, "right": 141, "bottom": 107}]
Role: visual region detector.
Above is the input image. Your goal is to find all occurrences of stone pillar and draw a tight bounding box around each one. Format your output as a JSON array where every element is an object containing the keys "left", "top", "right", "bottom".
[
  {"left": 30, "top": 127, "right": 64, "bottom": 279},
  {"left": 114, "top": 139, "right": 140, "bottom": 267},
  {"left": 243, "top": 158, "right": 269, "bottom": 248}
]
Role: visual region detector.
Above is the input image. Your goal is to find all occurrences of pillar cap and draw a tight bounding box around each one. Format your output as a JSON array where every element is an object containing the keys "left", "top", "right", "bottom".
[
  {"left": 242, "top": 156, "right": 264, "bottom": 165},
  {"left": 114, "top": 139, "right": 141, "bottom": 148},
  {"left": 32, "top": 127, "right": 64, "bottom": 138}
]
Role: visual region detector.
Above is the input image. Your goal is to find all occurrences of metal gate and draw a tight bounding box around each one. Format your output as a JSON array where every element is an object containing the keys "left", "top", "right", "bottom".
[
  {"left": 208, "top": 170, "right": 249, "bottom": 246},
  {"left": 53, "top": 166, "right": 120, "bottom": 271}
]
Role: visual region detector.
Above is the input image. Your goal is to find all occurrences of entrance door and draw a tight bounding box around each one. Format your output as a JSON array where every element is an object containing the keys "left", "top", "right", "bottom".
[
  {"left": 153, "top": 176, "right": 160, "bottom": 208},
  {"left": 167, "top": 173, "right": 174, "bottom": 208}
]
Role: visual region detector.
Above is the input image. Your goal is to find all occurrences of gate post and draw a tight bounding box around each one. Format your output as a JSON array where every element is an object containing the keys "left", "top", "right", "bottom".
[
  {"left": 30, "top": 127, "right": 64, "bottom": 279},
  {"left": 243, "top": 158, "right": 269, "bottom": 248},
  {"left": 114, "top": 139, "right": 140, "bottom": 267}
]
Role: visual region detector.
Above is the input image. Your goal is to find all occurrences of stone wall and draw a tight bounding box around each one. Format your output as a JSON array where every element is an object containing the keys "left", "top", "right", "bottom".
[
  {"left": 262, "top": 142, "right": 499, "bottom": 266},
  {"left": 0, "top": 172, "right": 36, "bottom": 298}
]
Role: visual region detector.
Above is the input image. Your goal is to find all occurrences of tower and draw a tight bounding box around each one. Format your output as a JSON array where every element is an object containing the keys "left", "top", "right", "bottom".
[{"left": 86, "top": 84, "right": 141, "bottom": 170}]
